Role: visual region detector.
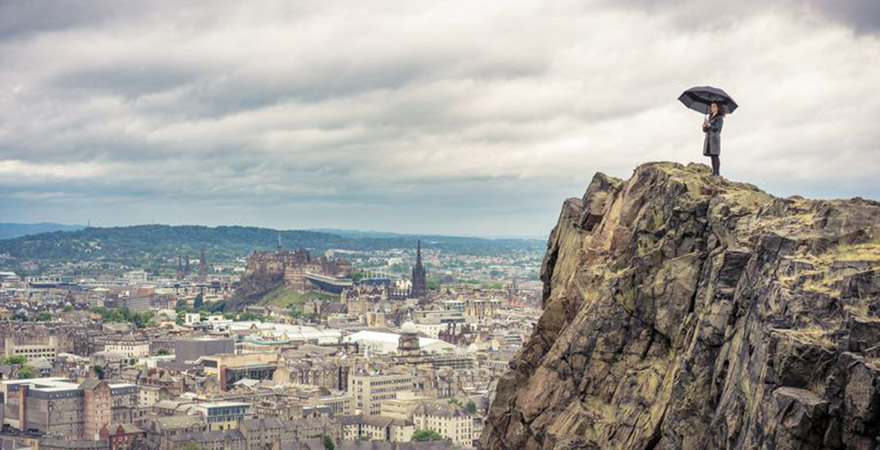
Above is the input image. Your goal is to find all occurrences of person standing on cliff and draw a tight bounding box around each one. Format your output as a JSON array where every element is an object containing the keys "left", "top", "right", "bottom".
[
  {"left": 678, "top": 87, "right": 736, "bottom": 175},
  {"left": 702, "top": 102, "right": 725, "bottom": 176}
]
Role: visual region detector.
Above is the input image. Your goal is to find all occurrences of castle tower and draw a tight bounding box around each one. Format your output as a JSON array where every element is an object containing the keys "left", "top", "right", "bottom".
[{"left": 410, "top": 240, "right": 427, "bottom": 298}]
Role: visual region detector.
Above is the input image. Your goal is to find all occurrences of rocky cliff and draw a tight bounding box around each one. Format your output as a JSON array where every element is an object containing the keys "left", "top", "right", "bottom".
[
  {"left": 225, "top": 272, "right": 284, "bottom": 311},
  {"left": 480, "top": 162, "right": 880, "bottom": 449}
]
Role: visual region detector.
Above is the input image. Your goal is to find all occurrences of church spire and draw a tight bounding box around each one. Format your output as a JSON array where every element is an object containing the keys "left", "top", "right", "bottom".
[
  {"left": 410, "top": 239, "right": 427, "bottom": 299},
  {"left": 198, "top": 247, "right": 207, "bottom": 281}
]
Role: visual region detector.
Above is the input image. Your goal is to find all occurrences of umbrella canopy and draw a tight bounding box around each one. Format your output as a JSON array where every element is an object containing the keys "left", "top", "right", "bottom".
[{"left": 678, "top": 86, "right": 738, "bottom": 114}]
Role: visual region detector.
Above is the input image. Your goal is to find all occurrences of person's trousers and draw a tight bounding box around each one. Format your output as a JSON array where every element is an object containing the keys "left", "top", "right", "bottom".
[{"left": 710, "top": 155, "right": 720, "bottom": 175}]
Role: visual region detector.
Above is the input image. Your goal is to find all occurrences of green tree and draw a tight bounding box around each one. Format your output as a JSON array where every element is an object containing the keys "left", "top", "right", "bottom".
[
  {"left": 466, "top": 400, "right": 477, "bottom": 414},
  {"left": 2, "top": 355, "right": 28, "bottom": 365},
  {"left": 62, "top": 305, "right": 74, "bottom": 312},
  {"left": 349, "top": 270, "right": 366, "bottom": 282},
  {"left": 92, "top": 307, "right": 154, "bottom": 329},
  {"left": 93, "top": 365, "right": 105, "bottom": 380},
  {"left": 156, "top": 349, "right": 170, "bottom": 356},
  {"left": 193, "top": 293, "right": 204, "bottom": 310},
  {"left": 237, "top": 311, "right": 263, "bottom": 322},
  {"left": 17, "top": 366, "right": 37, "bottom": 379},
  {"left": 322, "top": 435, "right": 335, "bottom": 450},
  {"left": 177, "top": 444, "right": 205, "bottom": 450},
  {"left": 34, "top": 310, "right": 52, "bottom": 322},
  {"left": 412, "top": 429, "right": 444, "bottom": 442}
]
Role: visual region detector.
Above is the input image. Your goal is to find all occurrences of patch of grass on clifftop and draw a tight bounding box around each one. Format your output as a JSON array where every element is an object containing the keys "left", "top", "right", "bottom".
[{"left": 259, "top": 285, "right": 337, "bottom": 311}]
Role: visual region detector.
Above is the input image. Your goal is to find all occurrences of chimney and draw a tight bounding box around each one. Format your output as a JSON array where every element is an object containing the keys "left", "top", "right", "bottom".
[
  {"left": 219, "top": 366, "right": 228, "bottom": 392},
  {"left": 18, "top": 384, "right": 28, "bottom": 432}
]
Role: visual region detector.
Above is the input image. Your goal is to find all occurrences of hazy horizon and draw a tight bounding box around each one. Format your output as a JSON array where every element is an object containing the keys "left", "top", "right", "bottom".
[{"left": 0, "top": 221, "right": 548, "bottom": 240}]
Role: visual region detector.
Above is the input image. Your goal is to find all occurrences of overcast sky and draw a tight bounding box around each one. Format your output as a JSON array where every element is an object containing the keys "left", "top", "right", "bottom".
[{"left": 1, "top": 0, "right": 878, "bottom": 237}]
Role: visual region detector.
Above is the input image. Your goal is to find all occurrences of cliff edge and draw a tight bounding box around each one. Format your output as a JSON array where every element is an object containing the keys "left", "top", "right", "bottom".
[{"left": 480, "top": 162, "right": 880, "bottom": 449}]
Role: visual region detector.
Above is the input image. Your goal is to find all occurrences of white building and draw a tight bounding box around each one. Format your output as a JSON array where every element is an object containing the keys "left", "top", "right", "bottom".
[
  {"left": 123, "top": 270, "right": 148, "bottom": 283},
  {"left": 102, "top": 335, "right": 150, "bottom": 357},
  {"left": 348, "top": 372, "right": 415, "bottom": 416},
  {"left": 184, "top": 313, "right": 201, "bottom": 326},
  {"left": 344, "top": 330, "right": 456, "bottom": 355}
]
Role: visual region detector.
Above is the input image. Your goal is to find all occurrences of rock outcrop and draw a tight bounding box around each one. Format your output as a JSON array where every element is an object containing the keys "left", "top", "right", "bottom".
[
  {"left": 480, "top": 162, "right": 880, "bottom": 449},
  {"left": 225, "top": 272, "right": 284, "bottom": 311}
]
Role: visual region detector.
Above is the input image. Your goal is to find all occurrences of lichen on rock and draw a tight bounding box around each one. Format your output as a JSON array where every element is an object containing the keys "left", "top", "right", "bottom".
[{"left": 479, "top": 162, "right": 880, "bottom": 450}]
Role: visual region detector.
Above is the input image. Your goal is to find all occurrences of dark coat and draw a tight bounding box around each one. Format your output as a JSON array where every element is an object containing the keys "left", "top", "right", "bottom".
[{"left": 702, "top": 114, "right": 723, "bottom": 156}]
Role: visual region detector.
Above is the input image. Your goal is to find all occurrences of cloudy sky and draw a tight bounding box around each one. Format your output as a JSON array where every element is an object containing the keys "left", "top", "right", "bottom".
[{"left": 1, "top": 0, "right": 878, "bottom": 237}]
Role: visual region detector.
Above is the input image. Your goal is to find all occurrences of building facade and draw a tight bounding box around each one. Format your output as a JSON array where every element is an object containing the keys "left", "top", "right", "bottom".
[
  {"left": 0, "top": 378, "right": 138, "bottom": 441},
  {"left": 348, "top": 372, "right": 415, "bottom": 416},
  {"left": 412, "top": 402, "right": 474, "bottom": 447}
]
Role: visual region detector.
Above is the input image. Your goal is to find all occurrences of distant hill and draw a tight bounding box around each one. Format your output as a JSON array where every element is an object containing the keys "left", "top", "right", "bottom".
[
  {"left": 0, "top": 224, "right": 544, "bottom": 274},
  {"left": 307, "top": 228, "right": 419, "bottom": 239},
  {"left": 308, "top": 228, "right": 547, "bottom": 241},
  {"left": 0, "top": 223, "right": 85, "bottom": 240}
]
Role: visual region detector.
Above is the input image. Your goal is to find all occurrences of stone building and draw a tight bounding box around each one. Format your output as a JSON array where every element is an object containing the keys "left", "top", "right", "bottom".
[
  {"left": 3, "top": 335, "right": 58, "bottom": 362},
  {"left": 199, "top": 353, "right": 281, "bottom": 392},
  {"left": 136, "top": 368, "right": 185, "bottom": 407},
  {"left": 245, "top": 247, "right": 351, "bottom": 291},
  {"left": 277, "top": 359, "right": 349, "bottom": 391},
  {"left": 164, "top": 430, "right": 246, "bottom": 450},
  {"left": 342, "top": 415, "right": 415, "bottom": 443},
  {"left": 0, "top": 377, "right": 138, "bottom": 441},
  {"left": 100, "top": 334, "right": 150, "bottom": 358},
  {"left": 412, "top": 402, "right": 474, "bottom": 447},
  {"left": 98, "top": 423, "right": 146, "bottom": 450}
]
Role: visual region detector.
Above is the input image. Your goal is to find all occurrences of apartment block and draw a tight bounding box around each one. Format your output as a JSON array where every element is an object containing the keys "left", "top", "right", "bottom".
[{"left": 348, "top": 372, "right": 415, "bottom": 416}]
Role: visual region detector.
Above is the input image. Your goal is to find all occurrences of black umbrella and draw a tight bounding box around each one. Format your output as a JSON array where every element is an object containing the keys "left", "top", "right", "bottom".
[{"left": 678, "top": 86, "right": 738, "bottom": 115}]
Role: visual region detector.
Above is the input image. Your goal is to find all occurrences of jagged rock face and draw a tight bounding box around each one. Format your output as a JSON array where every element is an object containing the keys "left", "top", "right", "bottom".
[
  {"left": 480, "top": 162, "right": 880, "bottom": 450},
  {"left": 226, "top": 272, "right": 284, "bottom": 311}
]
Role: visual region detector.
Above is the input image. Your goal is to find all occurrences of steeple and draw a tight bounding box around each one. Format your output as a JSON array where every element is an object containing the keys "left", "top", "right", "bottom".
[
  {"left": 410, "top": 240, "right": 427, "bottom": 299},
  {"left": 198, "top": 247, "right": 207, "bottom": 281},
  {"left": 277, "top": 233, "right": 283, "bottom": 254}
]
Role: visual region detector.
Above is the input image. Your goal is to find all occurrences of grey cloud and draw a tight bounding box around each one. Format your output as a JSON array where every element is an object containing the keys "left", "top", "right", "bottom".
[
  {"left": 0, "top": 1, "right": 878, "bottom": 236},
  {"left": 604, "top": 0, "right": 880, "bottom": 33},
  {"left": 802, "top": 0, "right": 880, "bottom": 33}
]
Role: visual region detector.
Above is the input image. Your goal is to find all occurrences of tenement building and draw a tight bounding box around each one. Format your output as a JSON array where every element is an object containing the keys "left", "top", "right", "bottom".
[
  {"left": 412, "top": 402, "right": 475, "bottom": 447},
  {"left": 1, "top": 377, "right": 138, "bottom": 440}
]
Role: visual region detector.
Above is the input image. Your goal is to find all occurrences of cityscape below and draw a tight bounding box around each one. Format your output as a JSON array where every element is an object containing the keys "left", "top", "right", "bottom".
[{"left": 0, "top": 225, "right": 544, "bottom": 449}]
